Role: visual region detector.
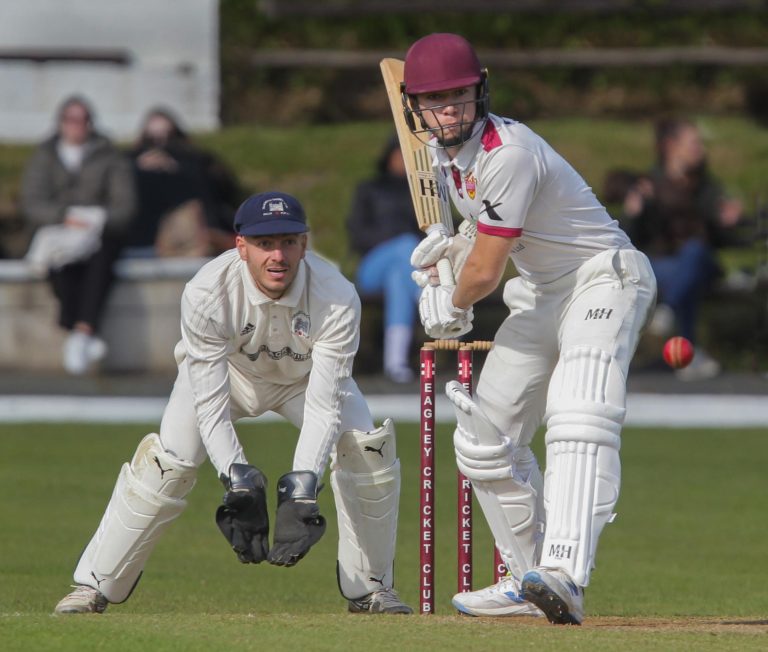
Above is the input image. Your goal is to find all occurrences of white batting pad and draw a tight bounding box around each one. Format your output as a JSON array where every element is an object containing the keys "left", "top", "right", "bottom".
[
  {"left": 331, "top": 419, "right": 401, "bottom": 599},
  {"left": 448, "top": 381, "right": 544, "bottom": 580},
  {"left": 541, "top": 345, "right": 625, "bottom": 586},
  {"left": 73, "top": 433, "right": 197, "bottom": 603}
]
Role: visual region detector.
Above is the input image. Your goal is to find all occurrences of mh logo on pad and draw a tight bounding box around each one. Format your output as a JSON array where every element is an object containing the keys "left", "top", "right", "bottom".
[
  {"left": 585, "top": 308, "right": 613, "bottom": 320},
  {"left": 549, "top": 543, "right": 573, "bottom": 560}
]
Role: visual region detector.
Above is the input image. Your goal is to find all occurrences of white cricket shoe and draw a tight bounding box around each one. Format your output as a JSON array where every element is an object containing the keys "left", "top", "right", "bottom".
[
  {"left": 348, "top": 588, "right": 413, "bottom": 614},
  {"left": 451, "top": 575, "right": 544, "bottom": 617},
  {"left": 54, "top": 585, "right": 108, "bottom": 614},
  {"left": 521, "top": 567, "right": 584, "bottom": 625}
]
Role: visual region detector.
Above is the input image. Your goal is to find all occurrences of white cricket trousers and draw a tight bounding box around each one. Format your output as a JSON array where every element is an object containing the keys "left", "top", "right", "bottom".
[
  {"left": 159, "top": 360, "right": 374, "bottom": 475},
  {"left": 476, "top": 247, "right": 657, "bottom": 446}
]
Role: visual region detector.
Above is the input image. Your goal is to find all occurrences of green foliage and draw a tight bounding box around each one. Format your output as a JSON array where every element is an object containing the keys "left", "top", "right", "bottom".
[
  {"left": 0, "top": 422, "right": 766, "bottom": 650},
  {"left": 218, "top": 4, "right": 768, "bottom": 123}
]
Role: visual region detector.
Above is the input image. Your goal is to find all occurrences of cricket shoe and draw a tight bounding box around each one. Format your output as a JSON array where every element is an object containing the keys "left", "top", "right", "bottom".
[
  {"left": 348, "top": 588, "right": 413, "bottom": 614},
  {"left": 451, "top": 575, "right": 544, "bottom": 617},
  {"left": 54, "top": 585, "right": 108, "bottom": 615},
  {"left": 521, "top": 567, "right": 584, "bottom": 625}
]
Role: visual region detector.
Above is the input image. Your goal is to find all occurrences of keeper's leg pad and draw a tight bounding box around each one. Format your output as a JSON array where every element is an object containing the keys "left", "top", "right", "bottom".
[
  {"left": 73, "top": 433, "right": 197, "bottom": 603},
  {"left": 447, "top": 381, "right": 544, "bottom": 581},
  {"left": 331, "top": 418, "right": 401, "bottom": 599},
  {"left": 541, "top": 345, "right": 625, "bottom": 587}
]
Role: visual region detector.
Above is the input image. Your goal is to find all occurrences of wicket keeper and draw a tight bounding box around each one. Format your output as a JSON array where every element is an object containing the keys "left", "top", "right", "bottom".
[
  {"left": 404, "top": 34, "right": 657, "bottom": 624},
  {"left": 55, "top": 191, "right": 412, "bottom": 616}
]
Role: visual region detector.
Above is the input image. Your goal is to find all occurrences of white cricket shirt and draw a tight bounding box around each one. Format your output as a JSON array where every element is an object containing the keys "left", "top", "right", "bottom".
[
  {"left": 434, "top": 114, "right": 631, "bottom": 284},
  {"left": 177, "top": 249, "right": 360, "bottom": 476}
]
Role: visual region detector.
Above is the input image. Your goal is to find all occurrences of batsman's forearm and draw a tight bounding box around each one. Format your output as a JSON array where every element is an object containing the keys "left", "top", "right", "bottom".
[
  {"left": 451, "top": 255, "right": 504, "bottom": 310},
  {"left": 452, "top": 273, "right": 497, "bottom": 310}
]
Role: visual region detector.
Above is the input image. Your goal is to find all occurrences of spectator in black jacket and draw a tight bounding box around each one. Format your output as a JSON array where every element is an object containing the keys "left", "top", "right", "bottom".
[
  {"left": 346, "top": 137, "right": 423, "bottom": 383},
  {"left": 124, "top": 107, "right": 244, "bottom": 257}
]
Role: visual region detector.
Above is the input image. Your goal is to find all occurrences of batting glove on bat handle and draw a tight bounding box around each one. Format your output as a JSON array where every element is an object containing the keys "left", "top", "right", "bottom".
[
  {"left": 411, "top": 227, "right": 452, "bottom": 269},
  {"left": 215, "top": 463, "right": 270, "bottom": 564},
  {"left": 267, "top": 471, "right": 326, "bottom": 567}
]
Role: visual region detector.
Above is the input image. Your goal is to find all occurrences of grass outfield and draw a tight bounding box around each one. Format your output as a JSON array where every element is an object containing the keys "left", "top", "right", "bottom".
[{"left": 0, "top": 422, "right": 766, "bottom": 651}]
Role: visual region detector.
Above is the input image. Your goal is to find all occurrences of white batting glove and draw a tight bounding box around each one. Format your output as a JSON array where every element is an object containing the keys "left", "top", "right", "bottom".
[
  {"left": 411, "top": 266, "right": 440, "bottom": 289},
  {"left": 448, "top": 231, "right": 474, "bottom": 281},
  {"left": 411, "top": 221, "right": 477, "bottom": 289},
  {"left": 418, "top": 284, "right": 474, "bottom": 339},
  {"left": 410, "top": 225, "right": 452, "bottom": 269}
]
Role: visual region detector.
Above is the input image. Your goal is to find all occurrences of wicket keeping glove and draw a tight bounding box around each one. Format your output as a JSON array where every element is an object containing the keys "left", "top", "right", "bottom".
[
  {"left": 418, "top": 284, "right": 474, "bottom": 339},
  {"left": 267, "top": 471, "right": 326, "bottom": 567},
  {"left": 216, "top": 463, "right": 270, "bottom": 564}
]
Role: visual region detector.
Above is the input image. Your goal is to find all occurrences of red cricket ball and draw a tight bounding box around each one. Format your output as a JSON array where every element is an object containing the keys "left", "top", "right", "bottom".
[{"left": 663, "top": 336, "right": 694, "bottom": 369}]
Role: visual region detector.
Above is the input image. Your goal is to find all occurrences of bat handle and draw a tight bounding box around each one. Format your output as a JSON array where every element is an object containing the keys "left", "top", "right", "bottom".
[{"left": 436, "top": 257, "right": 455, "bottom": 286}]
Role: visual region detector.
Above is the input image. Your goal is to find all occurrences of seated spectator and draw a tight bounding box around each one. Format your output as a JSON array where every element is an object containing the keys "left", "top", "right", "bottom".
[
  {"left": 622, "top": 117, "right": 744, "bottom": 380},
  {"left": 124, "top": 107, "right": 244, "bottom": 257},
  {"left": 20, "top": 95, "right": 137, "bottom": 375},
  {"left": 346, "top": 136, "right": 423, "bottom": 383}
]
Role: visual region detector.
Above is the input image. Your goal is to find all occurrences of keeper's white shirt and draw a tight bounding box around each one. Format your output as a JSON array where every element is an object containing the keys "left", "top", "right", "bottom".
[
  {"left": 434, "top": 114, "right": 631, "bottom": 284},
  {"left": 174, "top": 249, "right": 360, "bottom": 476}
]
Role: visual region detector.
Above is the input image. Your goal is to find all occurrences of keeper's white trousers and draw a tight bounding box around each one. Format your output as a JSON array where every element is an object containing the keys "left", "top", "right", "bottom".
[{"left": 159, "top": 363, "right": 374, "bottom": 473}]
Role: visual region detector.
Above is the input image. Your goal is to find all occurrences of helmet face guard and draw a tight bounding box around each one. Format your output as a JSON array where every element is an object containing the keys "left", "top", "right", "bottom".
[{"left": 401, "top": 73, "right": 489, "bottom": 148}]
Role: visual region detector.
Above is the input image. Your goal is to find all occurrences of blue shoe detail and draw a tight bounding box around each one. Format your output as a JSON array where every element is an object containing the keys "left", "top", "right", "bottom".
[
  {"left": 451, "top": 599, "right": 478, "bottom": 617},
  {"left": 503, "top": 591, "right": 525, "bottom": 603},
  {"left": 521, "top": 569, "right": 582, "bottom": 626}
]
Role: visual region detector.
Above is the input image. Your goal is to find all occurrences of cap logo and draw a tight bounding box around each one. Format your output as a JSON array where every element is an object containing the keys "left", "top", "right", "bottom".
[{"left": 263, "top": 198, "right": 290, "bottom": 215}]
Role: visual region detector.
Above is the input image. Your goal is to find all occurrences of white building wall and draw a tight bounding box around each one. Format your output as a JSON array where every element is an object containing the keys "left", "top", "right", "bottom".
[{"left": 0, "top": 0, "right": 220, "bottom": 142}]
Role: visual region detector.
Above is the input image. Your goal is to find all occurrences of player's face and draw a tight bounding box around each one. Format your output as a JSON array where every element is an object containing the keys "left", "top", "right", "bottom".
[
  {"left": 415, "top": 86, "right": 477, "bottom": 147},
  {"left": 236, "top": 233, "right": 308, "bottom": 299}
]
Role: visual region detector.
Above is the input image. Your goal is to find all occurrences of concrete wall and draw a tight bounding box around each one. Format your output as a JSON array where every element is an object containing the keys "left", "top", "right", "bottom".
[
  {"left": 0, "top": 258, "right": 208, "bottom": 373},
  {"left": 0, "top": 0, "right": 219, "bottom": 143}
]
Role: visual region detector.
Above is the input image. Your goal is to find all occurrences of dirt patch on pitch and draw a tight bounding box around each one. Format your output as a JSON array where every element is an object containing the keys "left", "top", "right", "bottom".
[
  {"left": 458, "top": 615, "right": 768, "bottom": 634},
  {"left": 565, "top": 616, "right": 768, "bottom": 633}
]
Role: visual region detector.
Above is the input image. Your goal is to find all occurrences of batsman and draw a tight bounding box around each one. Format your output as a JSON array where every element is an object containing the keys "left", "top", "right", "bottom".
[
  {"left": 54, "top": 191, "right": 412, "bottom": 616},
  {"left": 398, "top": 34, "right": 657, "bottom": 624}
]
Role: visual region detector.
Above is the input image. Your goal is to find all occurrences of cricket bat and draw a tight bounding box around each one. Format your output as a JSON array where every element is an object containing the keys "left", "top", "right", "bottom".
[{"left": 380, "top": 58, "right": 455, "bottom": 285}]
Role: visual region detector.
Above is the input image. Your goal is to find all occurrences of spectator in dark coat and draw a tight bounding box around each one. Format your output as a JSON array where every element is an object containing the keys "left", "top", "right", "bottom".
[
  {"left": 125, "top": 107, "right": 244, "bottom": 258},
  {"left": 622, "top": 118, "right": 743, "bottom": 380},
  {"left": 346, "top": 137, "right": 423, "bottom": 383},
  {"left": 20, "top": 95, "right": 137, "bottom": 375}
]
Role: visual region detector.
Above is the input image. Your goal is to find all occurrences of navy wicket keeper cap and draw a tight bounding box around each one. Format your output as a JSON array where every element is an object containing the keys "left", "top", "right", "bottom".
[{"left": 234, "top": 191, "right": 310, "bottom": 236}]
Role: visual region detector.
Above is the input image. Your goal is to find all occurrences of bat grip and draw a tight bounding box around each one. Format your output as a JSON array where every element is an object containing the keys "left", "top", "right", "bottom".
[{"left": 436, "top": 257, "right": 455, "bottom": 286}]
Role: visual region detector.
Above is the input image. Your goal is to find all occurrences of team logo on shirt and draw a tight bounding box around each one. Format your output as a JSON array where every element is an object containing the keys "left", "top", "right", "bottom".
[
  {"left": 291, "top": 311, "right": 310, "bottom": 338},
  {"left": 240, "top": 322, "right": 255, "bottom": 336},
  {"left": 465, "top": 174, "right": 477, "bottom": 199}
]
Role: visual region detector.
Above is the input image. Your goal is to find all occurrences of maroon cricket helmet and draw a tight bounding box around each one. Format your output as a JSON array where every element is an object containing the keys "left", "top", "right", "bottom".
[{"left": 404, "top": 33, "right": 483, "bottom": 95}]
